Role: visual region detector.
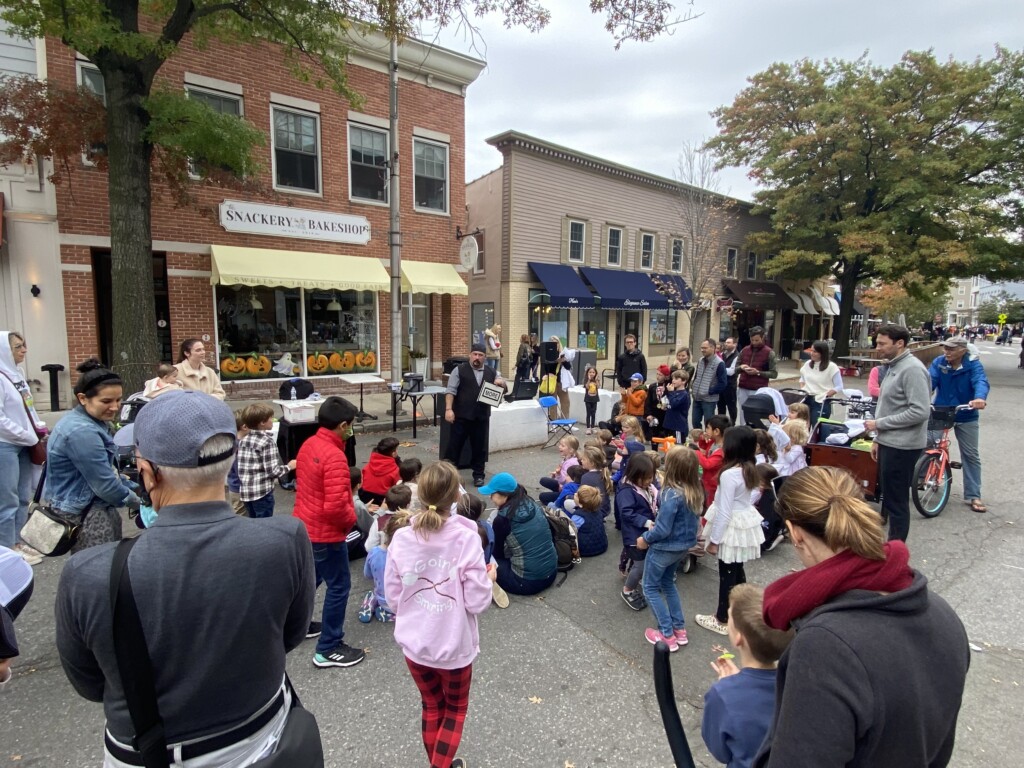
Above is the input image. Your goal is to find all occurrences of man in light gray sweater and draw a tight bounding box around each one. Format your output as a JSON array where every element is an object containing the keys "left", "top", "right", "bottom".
[{"left": 865, "top": 325, "right": 932, "bottom": 541}]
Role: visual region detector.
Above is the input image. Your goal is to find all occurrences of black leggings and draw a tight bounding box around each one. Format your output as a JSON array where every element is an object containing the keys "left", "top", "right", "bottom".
[
  {"left": 538, "top": 476, "right": 560, "bottom": 505},
  {"left": 585, "top": 401, "right": 598, "bottom": 429},
  {"left": 716, "top": 560, "right": 747, "bottom": 622}
]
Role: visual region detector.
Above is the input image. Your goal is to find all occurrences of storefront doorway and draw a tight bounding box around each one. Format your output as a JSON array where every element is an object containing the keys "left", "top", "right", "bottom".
[
  {"left": 92, "top": 250, "right": 172, "bottom": 366},
  {"left": 616, "top": 310, "right": 642, "bottom": 355}
]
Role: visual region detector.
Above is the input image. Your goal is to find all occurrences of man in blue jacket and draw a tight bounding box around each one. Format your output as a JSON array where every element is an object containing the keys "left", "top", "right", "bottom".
[{"left": 929, "top": 337, "right": 990, "bottom": 512}]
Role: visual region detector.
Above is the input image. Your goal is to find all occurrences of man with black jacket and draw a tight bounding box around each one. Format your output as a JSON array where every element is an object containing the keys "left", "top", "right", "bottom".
[
  {"left": 445, "top": 343, "right": 506, "bottom": 487},
  {"left": 718, "top": 337, "right": 739, "bottom": 424},
  {"left": 614, "top": 334, "right": 647, "bottom": 388}
]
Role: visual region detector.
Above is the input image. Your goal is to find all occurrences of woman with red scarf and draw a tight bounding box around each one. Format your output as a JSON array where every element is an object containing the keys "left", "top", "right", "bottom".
[{"left": 754, "top": 466, "right": 969, "bottom": 768}]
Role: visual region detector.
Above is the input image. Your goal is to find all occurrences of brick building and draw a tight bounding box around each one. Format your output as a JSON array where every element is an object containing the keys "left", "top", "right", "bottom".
[
  {"left": 4, "top": 26, "right": 483, "bottom": 406},
  {"left": 465, "top": 132, "right": 844, "bottom": 378}
]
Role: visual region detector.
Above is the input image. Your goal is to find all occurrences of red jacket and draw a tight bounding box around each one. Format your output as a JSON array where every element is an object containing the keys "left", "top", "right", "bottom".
[
  {"left": 696, "top": 438, "right": 724, "bottom": 510},
  {"left": 293, "top": 427, "right": 355, "bottom": 543},
  {"left": 361, "top": 451, "right": 401, "bottom": 496}
]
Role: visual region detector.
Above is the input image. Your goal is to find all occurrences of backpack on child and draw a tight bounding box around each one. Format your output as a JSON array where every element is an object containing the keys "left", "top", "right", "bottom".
[{"left": 544, "top": 507, "right": 581, "bottom": 585}]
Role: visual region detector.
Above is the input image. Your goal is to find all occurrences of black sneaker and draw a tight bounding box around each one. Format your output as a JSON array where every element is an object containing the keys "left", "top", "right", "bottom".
[
  {"left": 313, "top": 643, "right": 365, "bottom": 668},
  {"left": 451, "top": 759, "right": 467, "bottom": 768},
  {"left": 305, "top": 621, "right": 322, "bottom": 639},
  {"left": 473, "top": 476, "right": 485, "bottom": 487},
  {"left": 621, "top": 589, "right": 646, "bottom": 611}
]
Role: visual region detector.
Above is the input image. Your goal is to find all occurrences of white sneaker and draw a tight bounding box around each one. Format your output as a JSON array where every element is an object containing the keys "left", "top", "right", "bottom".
[
  {"left": 695, "top": 614, "right": 729, "bottom": 635},
  {"left": 14, "top": 544, "right": 43, "bottom": 566},
  {"left": 767, "top": 533, "right": 785, "bottom": 552},
  {"left": 492, "top": 581, "right": 510, "bottom": 609}
]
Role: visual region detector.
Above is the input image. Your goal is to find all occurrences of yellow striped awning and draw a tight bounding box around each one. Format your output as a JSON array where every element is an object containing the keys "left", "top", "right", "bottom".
[
  {"left": 209, "top": 245, "right": 390, "bottom": 292},
  {"left": 400, "top": 260, "right": 468, "bottom": 295}
]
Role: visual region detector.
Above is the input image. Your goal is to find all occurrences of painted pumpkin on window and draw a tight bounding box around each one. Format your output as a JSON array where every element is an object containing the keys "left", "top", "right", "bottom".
[
  {"left": 307, "top": 353, "right": 330, "bottom": 375},
  {"left": 341, "top": 351, "right": 356, "bottom": 372},
  {"left": 355, "top": 350, "right": 377, "bottom": 371},
  {"left": 221, "top": 356, "right": 247, "bottom": 378},
  {"left": 328, "top": 352, "right": 345, "bottom": 372},
  {"left": 246, "top": 354, "right": 272, "bottom": 376}
]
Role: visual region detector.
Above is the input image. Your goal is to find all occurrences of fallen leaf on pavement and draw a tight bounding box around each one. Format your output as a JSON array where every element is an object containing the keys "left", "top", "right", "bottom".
[{"left": 528, "top": 695, "right": 543, "bottom": 704}]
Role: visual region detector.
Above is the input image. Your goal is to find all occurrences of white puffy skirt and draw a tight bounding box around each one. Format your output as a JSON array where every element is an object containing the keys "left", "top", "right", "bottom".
[{"left": 703, "top": 502, "right": 764, "bottom": 564}]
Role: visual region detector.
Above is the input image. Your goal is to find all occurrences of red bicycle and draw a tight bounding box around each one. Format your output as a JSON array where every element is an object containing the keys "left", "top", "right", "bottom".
[{"left": 912, "top": 404, "right": 973, "bottom": 518}]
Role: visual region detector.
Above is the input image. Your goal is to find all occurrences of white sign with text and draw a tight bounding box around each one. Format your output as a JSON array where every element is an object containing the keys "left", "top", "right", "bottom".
[{"left": 219, "top": 200, "right": 371, "bottom": 245}]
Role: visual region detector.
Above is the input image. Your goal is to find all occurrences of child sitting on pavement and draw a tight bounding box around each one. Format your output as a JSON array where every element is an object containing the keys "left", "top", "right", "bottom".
[
  {"left": 551, "top": 464, "right": 585, "bottom": 511},
  {"left": 360, "top": 511, "right": 411, "bottom": 623},
  {"left": 398, "top": 458, "right": 422, "bottom": 511},
  {"left": 701, "top": 584, "right": 792, "bottom": 768},
  {"left": 754, "top": 464, "right": 785, "bottom": 553},
  {"left": 538, "top": 435, "right": 580, "bottom": 505},
  {"left": 348, "top": 466, "right": 374, "bottom": 560},
  {"left": 364, "top": 483, "right": 412, "bottom": 557},
  {"left": 359, "top": 437, "right": 401, "bottom": 505},
  {"left": 457, "top": 493, "right": 509, "bottom": 608},
  {"left": 237, "top": 402, "right": 296, "bottom": 518}
]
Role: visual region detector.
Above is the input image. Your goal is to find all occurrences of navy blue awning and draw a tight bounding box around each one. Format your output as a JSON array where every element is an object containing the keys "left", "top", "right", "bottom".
[
  {"left": 650, "top": 273, "right": 693, "bottom": 309},
  {"left": 527, "top": 262, "right": 595, "bottom": 308},
  {"left": 579, "top": 267, "right": 669, "bottom": 310}
]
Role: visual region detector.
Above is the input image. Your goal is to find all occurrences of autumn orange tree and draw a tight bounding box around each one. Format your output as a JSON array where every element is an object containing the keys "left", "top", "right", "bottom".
[
  {"left": 860, "top": 277, "right": 950, "bottom": 328},
  {"left": 0, "top": 0, "right": 693, "bottom": 390},
  {"left": 707, "top": 49, "right": 1024, "bottom": 357}
]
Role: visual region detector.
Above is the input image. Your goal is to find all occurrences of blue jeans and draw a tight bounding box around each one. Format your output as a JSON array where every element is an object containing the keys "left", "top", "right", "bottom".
[
  {"left": 930, "top": 421, "right": 981, "bottom": 501},
  {"left": 312, "top": 541, "right": 351, "bottom": 654},
  {"left": 0, "top": 442, "right": 32, "bottom": 548},
  {"left": 244, "top": 492, "right": 275, "bottom": 519},
  {"left": 691, "top": 400, "right": 718, "bottom": 431},
  {"left": 485, "top": 358, "right": 499, "bottom": 370},
  {"left": 642, "top": 548, "right": 687, "bottom": 637}
]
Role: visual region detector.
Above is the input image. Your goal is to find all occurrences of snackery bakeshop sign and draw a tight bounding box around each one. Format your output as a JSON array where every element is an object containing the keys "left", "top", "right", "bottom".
[{"left": 219, "top": 200, "right": 371, "bottom": 245}]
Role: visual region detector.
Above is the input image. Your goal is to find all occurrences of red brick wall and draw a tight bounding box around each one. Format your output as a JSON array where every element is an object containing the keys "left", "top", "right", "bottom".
[{"left": 49, "top": 30, "right": 470, "bottom": 379}]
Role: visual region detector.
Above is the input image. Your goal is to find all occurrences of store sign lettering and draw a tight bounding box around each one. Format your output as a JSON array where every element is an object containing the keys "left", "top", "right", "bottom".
[
  {"left": 567, "top": 297, "right": 579, "bottom": 305},
  {"left": 219, "top": 200, "right": 371, "bottom": 245},
  {"left": 623, "top": 299, "right": 650, "bottom": 308}
]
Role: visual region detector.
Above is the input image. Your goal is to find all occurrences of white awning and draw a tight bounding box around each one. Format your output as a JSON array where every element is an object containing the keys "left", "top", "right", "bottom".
[
  {"left": 785, "top": 290, "right": 818, "bottom": 314},
  {"left": 811, "top": 288, "right": 839, "bottom": 316}
]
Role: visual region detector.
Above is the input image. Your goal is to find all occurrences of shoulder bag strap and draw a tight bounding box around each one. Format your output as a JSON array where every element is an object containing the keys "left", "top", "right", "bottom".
[
  {"left": 109, "top": 537, "right": 170, "bottom": 768},
  {"left": 0, "top": 370, "right": 38, "bottom": 425},
  {"left": 33, "top": 462, "right": 47, "bottom": 504}
]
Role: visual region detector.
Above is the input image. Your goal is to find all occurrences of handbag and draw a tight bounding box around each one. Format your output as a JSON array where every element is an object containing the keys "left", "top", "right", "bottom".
[
  {"left": 110, "top": 538, "right": 325, "bottom": 768},
  {"left": 0, "top": 370, "right": 47, "bottom": 465},
  {"left": 539, "top": 373, "right": 558, "bottom": 395},
  {"left": 20, "top": 464, "right": 80, "bottom": 557}
]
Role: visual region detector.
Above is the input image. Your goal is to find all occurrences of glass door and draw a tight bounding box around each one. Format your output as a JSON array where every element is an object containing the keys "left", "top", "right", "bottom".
[{"left": 403, "top": 292, "right": 430, "bottom": 374}]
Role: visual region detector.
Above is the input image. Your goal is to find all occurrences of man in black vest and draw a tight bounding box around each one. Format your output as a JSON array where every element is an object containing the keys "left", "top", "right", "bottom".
[
  {"left": 717, "top": 336, "right": 739, "bottom": 424},
  {"left": 444, "top": 343, "right": 506, "bottom": 486}
]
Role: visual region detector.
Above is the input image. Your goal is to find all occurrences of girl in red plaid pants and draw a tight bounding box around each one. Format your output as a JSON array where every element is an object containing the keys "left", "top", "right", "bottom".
[{"left": 385, "top": 462, "right": 494, "bottom": 768}]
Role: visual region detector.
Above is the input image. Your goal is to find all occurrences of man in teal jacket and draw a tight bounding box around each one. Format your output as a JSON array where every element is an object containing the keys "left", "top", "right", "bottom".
[{"left": 929, "top": 337, "right": 990, "bottom": 512}]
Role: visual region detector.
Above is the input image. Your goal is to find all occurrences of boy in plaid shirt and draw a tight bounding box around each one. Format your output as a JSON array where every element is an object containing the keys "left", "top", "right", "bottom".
[{"left": 238, "top": 403, "right": 295, "bottom": 518}]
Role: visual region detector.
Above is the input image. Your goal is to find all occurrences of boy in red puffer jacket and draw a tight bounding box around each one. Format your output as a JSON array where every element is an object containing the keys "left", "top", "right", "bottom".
[{"left": 293, "top": 396, "right": 366, "bottom": 669}]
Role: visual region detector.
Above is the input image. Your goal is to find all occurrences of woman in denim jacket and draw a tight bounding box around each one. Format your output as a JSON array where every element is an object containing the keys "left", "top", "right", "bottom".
[{"left": 45, "top": 359, "right": 140, "bottom": 552}]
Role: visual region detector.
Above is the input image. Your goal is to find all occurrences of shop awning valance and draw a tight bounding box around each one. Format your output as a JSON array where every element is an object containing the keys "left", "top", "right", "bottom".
[
  {"left": 785, "top": 290, "right": 819, "bottom": 315},
  {"left": 722, "top": 280, "right": 798, "bottom": 310},
  {"left": 527, "top": 262, "right": 595, "bottom": 308},
  {"left": 210, "top": 245, "right": 390, "bottom": 291},
  {"left": 579, "top": 267, "right": 668, "bottom": 310},
  {"left": 811, "top": 288, "right": 840, "bottom": 316},
  {"left": 651, "top": 273, "right": 693, "bottom": 309},
  {"left": 400, "top": 260, "right": 467, "bottom": 295}
]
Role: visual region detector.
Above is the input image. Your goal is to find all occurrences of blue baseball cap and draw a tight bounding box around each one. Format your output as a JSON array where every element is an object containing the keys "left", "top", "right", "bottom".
[
  {"left": 630, "top": 372, "right": 644, "bottom": 381},
  {"left": 478, "top": 472, "right": 518, "bottom": 495}
]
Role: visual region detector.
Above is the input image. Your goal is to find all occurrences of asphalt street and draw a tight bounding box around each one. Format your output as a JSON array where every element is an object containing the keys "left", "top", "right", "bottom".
[{"left": 4, "top": 341, "right": 1023, "bottom": 767}]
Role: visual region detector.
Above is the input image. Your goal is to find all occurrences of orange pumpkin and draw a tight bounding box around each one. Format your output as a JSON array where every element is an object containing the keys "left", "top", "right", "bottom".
[
  {"left": 221, "top": 356, "right": 247, "bottom": 378},
  {"left": 246, "top": 354, "right": 271, "bottom": 376},
  {"left": 341, "top": 350, "right": 356, "bottom": 372},
  {"left": 328, "top": 352, "right": 345, "bottom": 372},
  {"left": 355, "top": 349, "right": 377, "bottom": 371},
  {"left": 307, "top": 353, "right": 329, "bottom": 375}
]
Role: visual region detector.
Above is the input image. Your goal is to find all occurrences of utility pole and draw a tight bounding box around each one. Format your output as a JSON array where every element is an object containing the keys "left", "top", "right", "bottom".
[{"left": 388, "top": 33, "right": 403, "bottom": 387}]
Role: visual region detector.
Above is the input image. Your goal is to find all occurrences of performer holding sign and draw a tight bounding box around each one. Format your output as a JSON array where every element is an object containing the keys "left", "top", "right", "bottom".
[{"left": 445, "top": 343, "right": 507, "bottom": 487}]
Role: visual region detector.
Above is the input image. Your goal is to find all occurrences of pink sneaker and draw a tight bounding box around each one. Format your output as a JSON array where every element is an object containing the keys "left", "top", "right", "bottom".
[
  {"left": 673, "top": 628, "right": 689, "bottom": 646},
  {"left": 644, "top": 627, "right": 678, "bottom": 652}
]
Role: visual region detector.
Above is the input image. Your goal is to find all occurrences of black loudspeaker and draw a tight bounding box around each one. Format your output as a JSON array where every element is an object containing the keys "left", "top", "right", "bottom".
[
  {"left": 509, "top": 379, "right": 539, "bottom": 401},
  {"left": 541, "top": 341, "right": 560, "bottom": 375}
]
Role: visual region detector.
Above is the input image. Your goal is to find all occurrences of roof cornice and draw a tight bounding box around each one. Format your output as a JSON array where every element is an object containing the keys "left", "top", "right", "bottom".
[
  {"left": 344, "top": 29, "right": 485, "bottom": 92},
  {"left": 486, "top": 130, "right": 754, "bottom": 209}
]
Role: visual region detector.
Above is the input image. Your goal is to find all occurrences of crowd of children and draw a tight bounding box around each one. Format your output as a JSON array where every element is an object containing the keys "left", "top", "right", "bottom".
[{"left": 215, "top": 362, "right": 826, "bottom": 768}]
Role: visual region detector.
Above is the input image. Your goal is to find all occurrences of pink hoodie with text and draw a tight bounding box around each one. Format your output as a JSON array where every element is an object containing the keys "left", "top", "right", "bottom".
[{"left": 384, "top": 514, "right": 492, "bottom": 670}]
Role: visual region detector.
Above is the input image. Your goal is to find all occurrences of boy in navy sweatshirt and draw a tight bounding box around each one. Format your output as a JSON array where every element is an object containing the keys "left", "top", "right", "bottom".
[{"left": 702, "top": 584, "right": 792, "bottom": 768}]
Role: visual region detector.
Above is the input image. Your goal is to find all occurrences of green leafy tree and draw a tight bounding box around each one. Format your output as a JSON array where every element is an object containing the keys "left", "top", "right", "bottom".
[
  {"left": 0, "top": 0, "right": 692, "bottom": 389},
  {"left": 976, "top": 290, "right": 1024, "bottom": 325},
  {"left": 860, "top": 276, "right": 951, "bottom": 328},
  {"left": 707, "top": 49, "right": 1024, "bottom": 357}
]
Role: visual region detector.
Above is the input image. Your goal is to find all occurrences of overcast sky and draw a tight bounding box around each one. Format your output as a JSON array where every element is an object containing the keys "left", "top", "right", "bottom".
[{"left": 431, "top": 0, "right": 1024, "bottom": 202}]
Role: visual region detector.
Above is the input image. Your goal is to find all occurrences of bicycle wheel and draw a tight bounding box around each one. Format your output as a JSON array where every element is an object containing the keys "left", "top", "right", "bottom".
[{"left": 913, "top": 452, "right": 952, "bottom": 518}]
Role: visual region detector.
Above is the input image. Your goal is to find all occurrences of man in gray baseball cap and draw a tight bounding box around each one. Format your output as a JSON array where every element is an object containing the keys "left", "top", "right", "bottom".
[{"left": 56, "top": 390, "right": 317, "bottom": 764}]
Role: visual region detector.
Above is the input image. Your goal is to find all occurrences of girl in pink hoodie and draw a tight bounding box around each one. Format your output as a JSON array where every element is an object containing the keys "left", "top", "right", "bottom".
[{"left": 385, "top": 461, "right": 493, "bottom": 768}]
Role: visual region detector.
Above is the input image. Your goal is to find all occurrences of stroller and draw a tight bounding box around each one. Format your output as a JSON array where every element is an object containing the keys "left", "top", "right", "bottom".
[{"left": 741, "top": 393, "right": 777, "bottom": 430}]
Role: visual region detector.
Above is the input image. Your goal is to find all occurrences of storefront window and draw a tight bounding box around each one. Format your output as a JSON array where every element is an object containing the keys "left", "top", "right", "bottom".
[
  {"left": 719, "top": 310, "right": 735, "bottom": 342},
  {"left": 649, "top": 310, "right": 677, "bottom": 346},
  {"left": 304, "top": 290, "right": 379, "bottom": 376},
  {"left": 528, "top": 289, "right": 567, "bottom": 346},
  {"left": 215, "top": 286, "right": 381, "bottom": 379},
  {"left": 577, "top": 308, "right": 608, "bottom": 358},
  {"left": 403, "top": 292, "right": 430, "bottom": 373},
  {"left": 471, "top": 302, "right": 494, "bottom": 347}
]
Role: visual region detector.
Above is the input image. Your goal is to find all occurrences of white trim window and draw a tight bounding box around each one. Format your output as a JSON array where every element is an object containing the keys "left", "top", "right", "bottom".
[
  {"left": 473, "top": 232, "right": 485, "bottom": 274},
  {"left": 349, "top": 123, "right": 388, "bottom": 204},
  {"left": 413, "top": 138, "right": 448, "bottom": 213},
  {"left": 566, "top": 220, "right": 585, "bottom": 263},
  {"left": 606, "top": 226, "right": 621, "bottom": 266},
  {"left": 670, "top": 238, "right": 684, "bottom": 273},
  {"left": 640, "top": 233, "right": 654, "bottom": 270},
  {"left": 272, "top": 106, "right": 320, "bottom": 194},
  {"left": 726, "top": 247, "right": 738, "bottom": 278},
  {"left": 746, "top": 251, "right": 758, "bottom": 279},
  {"left": 186, "top": 86, "right": 242, "bottom": 178},
  {"left": 77, "top": 62, "right": 105, "bottom": 164}
]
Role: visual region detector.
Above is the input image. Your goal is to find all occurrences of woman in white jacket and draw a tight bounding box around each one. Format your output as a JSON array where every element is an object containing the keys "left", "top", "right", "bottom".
[
  {"left": 0, "top": 332, "right": 45, "bottom": 564},
  {"left": 799, "top": 340, "right": 844, "bottom": 424}
]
